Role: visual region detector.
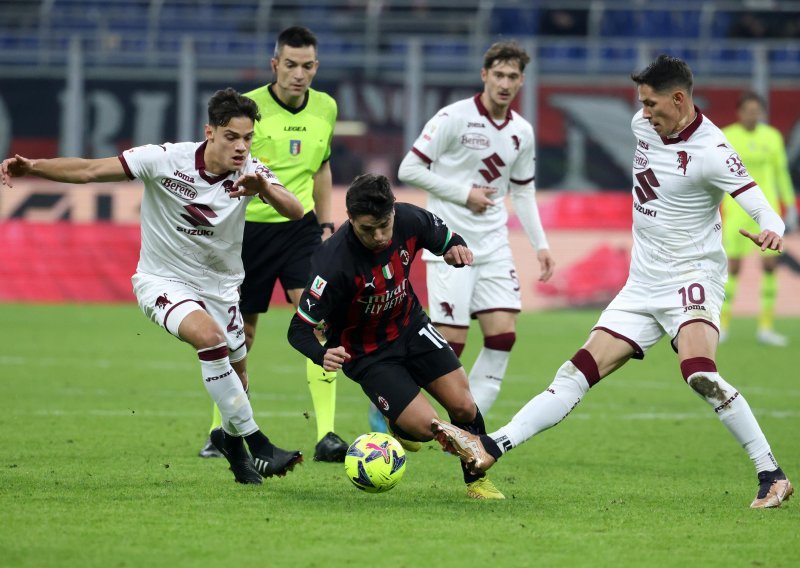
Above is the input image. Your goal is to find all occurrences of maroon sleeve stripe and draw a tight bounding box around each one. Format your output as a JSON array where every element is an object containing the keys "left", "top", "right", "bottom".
[
  {"left": 118, "top": 154, "right": 135, "bottom": 180},
  {"left": 510, "top": 176, "right": 535, "bottom": 185},
  {"left": 731, "top": 181, "right": 757, "bottom": 198},
  {"left": 411, "top": 147, "right": 432, "bottom": 164}
]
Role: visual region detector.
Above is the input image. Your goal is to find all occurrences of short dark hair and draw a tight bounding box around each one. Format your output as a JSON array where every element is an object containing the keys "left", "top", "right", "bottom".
[
  {"left": 207, "top": 88, "right": 260, "bottom": 127},
  {"left": 737, "top": 90, "right": 766, "bottom": 110},
  {"left": 346, "top": 174, "right": 396, "bottom": 219},
  {"left": 273, "top": 26, "right": 318, "bottom": 59},
  {"left": 630, "top": 54, "right": 693, "bottom": 95},
  {"left": 483, "top": 41, "right": 530, "bottom": 73}
]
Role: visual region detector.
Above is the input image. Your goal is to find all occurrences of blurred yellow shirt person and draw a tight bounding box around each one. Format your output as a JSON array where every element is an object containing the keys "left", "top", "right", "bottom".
[{"left": 720, "top": 91, "right": 797, "bottom": 346}]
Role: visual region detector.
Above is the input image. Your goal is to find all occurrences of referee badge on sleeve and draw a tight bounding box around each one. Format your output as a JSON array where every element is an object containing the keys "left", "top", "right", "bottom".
[{"left": 310, "top": 275, "right": 327, "bottom": 299}]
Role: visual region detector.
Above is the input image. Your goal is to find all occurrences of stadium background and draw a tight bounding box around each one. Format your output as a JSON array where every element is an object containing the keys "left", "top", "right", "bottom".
[{"left": 1, "top": 0, "right": 799, "bottom": 312}]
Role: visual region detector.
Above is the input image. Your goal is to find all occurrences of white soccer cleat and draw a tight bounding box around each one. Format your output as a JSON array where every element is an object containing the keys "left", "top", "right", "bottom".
[
  {"left": 431, "top": 418, "right": 496, "bottom": 473},
  {"left": 756, "top": 329, "right": 789, "bottom": 347}
]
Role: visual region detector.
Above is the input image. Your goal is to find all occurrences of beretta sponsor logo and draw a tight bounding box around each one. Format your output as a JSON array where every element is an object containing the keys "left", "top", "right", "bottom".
[
  {"left": 460, "top": 132, "right": 490, "bottom": 150},
  {"left": 161, "top": 177, "right": 197, "bottom": 200}
]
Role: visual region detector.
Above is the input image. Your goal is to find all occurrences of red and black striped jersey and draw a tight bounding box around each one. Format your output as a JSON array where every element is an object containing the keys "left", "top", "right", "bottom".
[{"left": 288, "top": 202, "right": 465, "bottom": 366}]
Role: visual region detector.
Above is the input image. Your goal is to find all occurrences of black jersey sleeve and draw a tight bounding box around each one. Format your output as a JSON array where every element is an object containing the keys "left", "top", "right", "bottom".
[
  {"left": 287, "top": 244, "right": 343, "bottom": 365},
  {"left": 404, "top": 203, "right": 467, "bottom": 257}
]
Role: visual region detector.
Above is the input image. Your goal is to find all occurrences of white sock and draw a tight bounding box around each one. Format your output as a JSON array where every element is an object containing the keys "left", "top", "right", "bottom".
[
  {"left": 490, "top": 360, "right": 590, "bottom": 453},
  {"left": 686, "top": 371, "right": 777, "bottom": 474},
  {"left": 468, "top": 347, "right": 511, "bottom": 415},
  {"left": 198, "top": 344, "right": 258, "bottom": 437}
]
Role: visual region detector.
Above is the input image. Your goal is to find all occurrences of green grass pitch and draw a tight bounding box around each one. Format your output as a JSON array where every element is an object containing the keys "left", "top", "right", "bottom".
[{"left": 1, "top": 305, "right": 798, "bottom": 567}]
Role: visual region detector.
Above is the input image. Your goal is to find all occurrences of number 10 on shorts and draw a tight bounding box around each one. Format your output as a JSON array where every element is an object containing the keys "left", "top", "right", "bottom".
[{"left": 418, "top": 323, "right": 449, "bottom": 349}]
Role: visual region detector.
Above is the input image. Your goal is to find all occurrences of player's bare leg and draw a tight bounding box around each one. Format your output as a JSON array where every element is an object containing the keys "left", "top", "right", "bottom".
[
  {"left": 425, "top": 369, "right": 505, "bottom": 499},
  {"left": 677, "top": 321, "right": 792, "bottom": 508}
]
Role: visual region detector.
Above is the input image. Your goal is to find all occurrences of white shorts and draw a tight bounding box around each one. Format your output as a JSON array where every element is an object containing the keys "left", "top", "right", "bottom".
[
  {"left": 426, "top": 258, "right": 521, "bottom": 327},
  {"left": 593, "top": 276, "right": 724, "bottom": 359},
  {"left": 132, "top": 273, "right": 247, "bottom": 362}
]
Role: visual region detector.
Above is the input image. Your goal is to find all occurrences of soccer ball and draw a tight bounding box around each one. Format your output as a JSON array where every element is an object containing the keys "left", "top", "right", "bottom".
[{"left": 344, "top": 432, "right": 406, "bottom": 493}]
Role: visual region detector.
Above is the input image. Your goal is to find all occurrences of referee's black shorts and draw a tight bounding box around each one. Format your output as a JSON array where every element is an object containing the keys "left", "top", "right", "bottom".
[{"left": 240, "top": 211, "right": 322, "bottom": 314}]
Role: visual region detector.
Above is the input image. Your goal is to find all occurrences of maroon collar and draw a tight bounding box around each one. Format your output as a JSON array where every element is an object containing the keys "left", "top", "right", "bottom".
[
  {"left": 661, "top": 106, "right": 703, "bottom": 145},
  {"left": 195, "top": 141, "right": 232, "bottom": 184},
  {"left": 473, "top": 93, "right": 513, "bottom": 130}
]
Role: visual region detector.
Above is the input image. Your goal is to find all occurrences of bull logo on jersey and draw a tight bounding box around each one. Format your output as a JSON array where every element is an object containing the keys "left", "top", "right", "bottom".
[
  {"left": 511, "top": 135, "right": 520, "bottom": 151},
  {"left": 676, "top": 151, "right": 691, "bottom": 175},
  {"left": 440, "top": 302, "right": 455, "bottom": 319},
  {"left": 290, "top": 140, "right": 301, "bottom": 155},
  {"left": 155, "top": 293, "right": 171, "bottom": 309},
  {"left": 399, "top": 249, "right": 410, "bottom": 266},
  {"left": 222, "top": 180, "right": 234, "bottom": 194}
]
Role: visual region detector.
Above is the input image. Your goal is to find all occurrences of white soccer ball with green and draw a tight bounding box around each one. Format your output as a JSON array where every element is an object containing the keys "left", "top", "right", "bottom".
[{"left": 344, "top": 432, "right": 406, "bottom": 493}]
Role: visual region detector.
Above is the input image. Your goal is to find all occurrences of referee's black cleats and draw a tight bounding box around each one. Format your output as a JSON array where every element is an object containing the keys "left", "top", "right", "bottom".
[
  {"left": 209, "top": 428, "right": 262, "bottom": 485},
  {"left": 313, "top": 431, "right": 349, "bottom": 462},
  {"left": 251, "top": 444, "right": 304, "bottom": 477}
]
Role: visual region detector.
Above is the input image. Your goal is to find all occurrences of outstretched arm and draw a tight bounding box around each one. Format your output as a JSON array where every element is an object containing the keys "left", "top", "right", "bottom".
[{"left": 1, "top": 155, "right": 127, "bottom": 187}]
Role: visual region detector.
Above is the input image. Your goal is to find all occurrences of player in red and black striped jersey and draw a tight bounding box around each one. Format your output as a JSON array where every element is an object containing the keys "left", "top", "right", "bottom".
[{"left": 288, "top": 173, "right": 505, "bottom": 498}]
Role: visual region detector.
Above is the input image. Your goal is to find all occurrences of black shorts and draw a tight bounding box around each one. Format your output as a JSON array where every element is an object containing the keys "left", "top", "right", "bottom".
[
  {"left": 345, "top": 317, "right": 463, "bottom": 422},
  {"left": 240, "top": 211, "right": 322, "bottom": 314}
]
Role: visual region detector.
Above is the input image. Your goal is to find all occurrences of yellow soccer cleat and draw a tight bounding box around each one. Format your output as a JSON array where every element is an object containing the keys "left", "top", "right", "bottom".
[{"left": 466, "top": 477, "right": 505, "bottom": 500}]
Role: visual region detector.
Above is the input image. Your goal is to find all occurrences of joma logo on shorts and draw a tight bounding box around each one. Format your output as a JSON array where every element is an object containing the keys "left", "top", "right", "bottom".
[
  {"left": 682, "top": 304, "right": 706, "bottom": 313},
  {"left": 205, "top": 369, "right": 234, "bottom": 382}
]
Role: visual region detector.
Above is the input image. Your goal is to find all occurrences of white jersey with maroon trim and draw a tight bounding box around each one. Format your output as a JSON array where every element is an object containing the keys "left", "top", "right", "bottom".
[
  {"left": 119, "top": 141, "right": 282, "bottom": 300},
  {"left": 629, "top": 107, "right": 757, "bottom": 284},
  {"left": 410, "top": 94, "right": 536, "bottom": 263}
]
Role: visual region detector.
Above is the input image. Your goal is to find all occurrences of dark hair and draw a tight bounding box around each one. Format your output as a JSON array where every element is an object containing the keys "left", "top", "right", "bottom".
[
  {"left": 483, "top": 41, "right": 530, "bottom": 73},
  {"left": 737, "top": 90, "right": 766, "bottom": 110},
  {"left": 273, "top": 26, "right": 318, "bottom": 59},
  {"left": 207, "top": 88, "right": 260, "bottom": 127},
  {"left": 346, "top": 174, "right": 396, "bottom": 219},
  {"left": 630, "top": 54, "right": 693, "bottom": 95}
]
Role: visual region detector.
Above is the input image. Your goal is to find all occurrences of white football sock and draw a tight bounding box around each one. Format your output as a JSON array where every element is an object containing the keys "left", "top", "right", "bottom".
[
  {"left": 468, "top": 347, "right": 511, "bottom": 415},
  {"left": 686, "top": 371, "right": 777, "bottom": 474},
  {"left": 198, "top": 344, "right": 258, "bottom": 437},
  {"left": 490, "top": 360, "right": 590, "bottom": 453}
]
